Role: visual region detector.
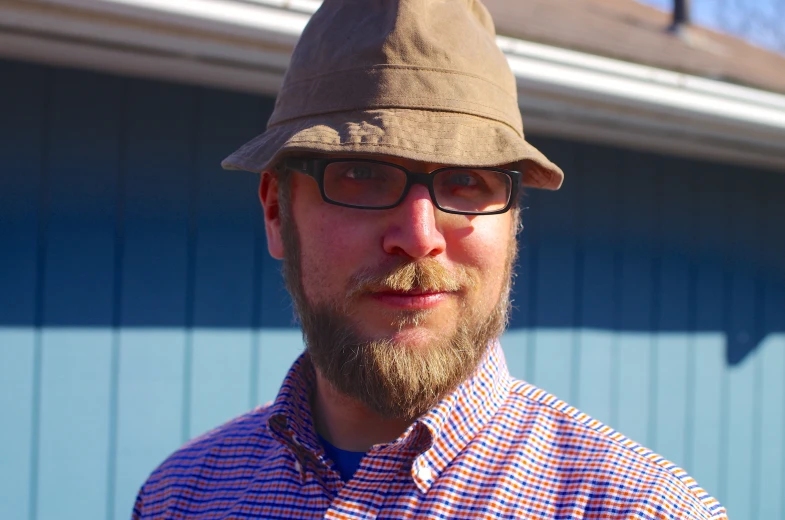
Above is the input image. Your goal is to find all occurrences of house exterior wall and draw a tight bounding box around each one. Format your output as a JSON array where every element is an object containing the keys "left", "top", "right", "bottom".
[{"left": 1, "top": 58, "right": 783, "bottom": 519}]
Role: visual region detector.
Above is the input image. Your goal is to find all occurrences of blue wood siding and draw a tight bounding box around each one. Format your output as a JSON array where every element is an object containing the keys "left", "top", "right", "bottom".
[{"left": 1, "top": 58, "right": 784, "bottom": 519}]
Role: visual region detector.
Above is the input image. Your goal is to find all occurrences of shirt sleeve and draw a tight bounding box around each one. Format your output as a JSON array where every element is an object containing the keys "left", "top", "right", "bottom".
[{"left": 131, "top": 486, "right": 145, "bottom": 520}]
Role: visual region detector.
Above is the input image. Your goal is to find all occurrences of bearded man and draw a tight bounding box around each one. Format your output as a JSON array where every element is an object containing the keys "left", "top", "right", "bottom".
[{"left": 132, "top": 0, "right": 726, "bottom": 518}]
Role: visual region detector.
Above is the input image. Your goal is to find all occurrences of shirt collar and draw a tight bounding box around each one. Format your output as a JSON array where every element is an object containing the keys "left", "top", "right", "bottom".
[
  {"left": 266, "top": 342, "right": 512, "bottom": 491},
  {"left": 411, "top": 341, "right": 512, "bottom": 492}
]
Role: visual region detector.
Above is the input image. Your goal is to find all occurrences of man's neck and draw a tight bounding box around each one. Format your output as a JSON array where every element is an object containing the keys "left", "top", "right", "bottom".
[{"left": 311, "top": 370, "right": 413, "bottom": 452}]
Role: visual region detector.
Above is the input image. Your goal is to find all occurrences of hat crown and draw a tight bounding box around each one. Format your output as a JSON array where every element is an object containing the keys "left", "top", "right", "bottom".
[{"left": 269, "top": 0, "right": 522, "bottom": 134}]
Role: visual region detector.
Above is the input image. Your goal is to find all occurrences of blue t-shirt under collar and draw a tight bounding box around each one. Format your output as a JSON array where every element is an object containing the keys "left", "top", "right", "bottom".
[{"left": 318, "top": 433, "right": 367, "bottom": 482}]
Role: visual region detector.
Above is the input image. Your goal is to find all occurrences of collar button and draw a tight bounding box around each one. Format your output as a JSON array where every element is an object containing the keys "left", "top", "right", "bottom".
[{"left": 417, "top": 466, "right": 433, "bottom": 482}]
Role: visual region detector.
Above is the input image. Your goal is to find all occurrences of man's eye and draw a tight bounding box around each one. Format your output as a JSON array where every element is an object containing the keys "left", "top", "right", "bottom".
[
  {"left": 345, "top": 166, "right": 376, "bottom": 180},
  {"left": 447, "top": 173, "right": 480, "bottom": 187}
]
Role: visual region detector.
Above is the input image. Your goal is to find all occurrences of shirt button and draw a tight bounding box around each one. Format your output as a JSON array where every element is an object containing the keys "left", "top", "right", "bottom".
[
  {"left": 294, "top": 460, "right": 302, "bottom": 473},
  {"left": 417, "top": 466, "right": 433, "bottom": 481}
]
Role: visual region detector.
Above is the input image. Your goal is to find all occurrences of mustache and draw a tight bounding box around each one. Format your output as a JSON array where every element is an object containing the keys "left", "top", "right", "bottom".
[{"left": 346, "top": 259, "right": 473, "bottom": 298}]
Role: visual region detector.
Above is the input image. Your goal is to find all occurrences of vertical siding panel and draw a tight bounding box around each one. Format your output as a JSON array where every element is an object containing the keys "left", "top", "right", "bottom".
[
  {"left": 250, "top": 100, "right": 305, "bottom": 404},
  {"left": 651, "top": 158, "right": 692, "bottom": 466},
  {"left": 248, "top": 164, "right": 267, "bottom": 409},
  {"left": 502, "top": 138, "right": 543, "bottom": 378},
  {"left": 721, "top": 171, "right": 760, "bottom": 520},
  {"left": 754, "top": 172, "right": 785, "bottom": 520},
  {"left": 105, "top": 79, "right": 129, "bottom": 520},
  {"left": 257, "top": 329, "right": 304, "bottom": 403},
  {"left": 499, "top": 137, "right": 536, "bottom": 378},
  {"left": 756, "top": 335, "right": 785, "bottom": 519},
  {"left": 113, "top": 80, "right": 195, "bottom": 519},
  {"left": 525, "top": 140, "right": 579, "bottom": 400},
  {"left": 521, "top": 188, "right": 540, "bottom": 384},
  {"left": 516, "top": 180, "right": 540, "bottom": 383},
  {"left": 0, "top": 60, "right": 48, "bottom": 520},
  {"left": 723, "top": 348, "right": 757, "bottom": 519},
  {"left": 0, "top": 330, "right": 36, "bottom": 520},
  {"left": 688, "top": 165, "right": 726, "bottom": 499},
  {"left": 36, "top": 69, "right": 122, "bottom": 520},
  {"left": 615, "top": 150, "right": 657, "bottom": 446},
  {"left": 501, "top": 234, "right": 532, "bottom": 382},
  {"left": 188, "top": 90, "right": 262, "bottom": 437},
  {"left": 257, "top": 248, "right": 304, "bottom": 404},
  {"left": 500, "top": 327, "right": 530, "bottom": 380},
  {"left": 574, "top": 144, "right": 619, "bottom": 425},
  {"left": 190, "top": 329, "right": 253, "bottom": 435}
]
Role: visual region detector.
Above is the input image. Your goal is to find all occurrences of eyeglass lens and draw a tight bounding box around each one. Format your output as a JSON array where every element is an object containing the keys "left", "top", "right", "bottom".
[{"left": 322, "top": 161, "right": 512, "bottom": 213}]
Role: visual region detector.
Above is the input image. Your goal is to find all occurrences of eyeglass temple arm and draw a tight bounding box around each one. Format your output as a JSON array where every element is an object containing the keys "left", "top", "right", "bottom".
[{"left": 277, "top": 158, "right": 314, "bottom": 175}]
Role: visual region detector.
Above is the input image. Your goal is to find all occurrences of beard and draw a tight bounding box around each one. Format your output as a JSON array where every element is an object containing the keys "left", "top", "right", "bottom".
[{"left": 277, "top": 180, "right": 518, "bottom": 420}]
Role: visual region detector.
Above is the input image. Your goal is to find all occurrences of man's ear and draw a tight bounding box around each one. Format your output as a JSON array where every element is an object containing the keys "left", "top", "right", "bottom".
[{"left": 259, "top": 171, "right": 285, "bottom": 260}]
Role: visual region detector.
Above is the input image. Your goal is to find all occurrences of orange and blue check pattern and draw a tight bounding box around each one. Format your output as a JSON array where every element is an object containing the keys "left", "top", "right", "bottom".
[{"left": 133, "top": 343, "right": 727, "bottom": 519}]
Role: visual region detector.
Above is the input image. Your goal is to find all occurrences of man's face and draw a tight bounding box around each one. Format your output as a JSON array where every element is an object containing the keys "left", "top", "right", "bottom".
[{"left": 263, "top": 155, "right": 519, "bottom": 419}]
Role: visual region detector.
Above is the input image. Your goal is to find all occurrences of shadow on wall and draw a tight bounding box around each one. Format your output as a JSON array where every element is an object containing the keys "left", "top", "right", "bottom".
[{"left": 0, "top": 219, "right": 779, "bottom": 369}]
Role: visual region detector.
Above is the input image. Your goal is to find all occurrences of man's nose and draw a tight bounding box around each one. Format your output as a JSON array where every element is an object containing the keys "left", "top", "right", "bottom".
[{"left": 381, "top": 184, "right": 447, "bottom": 259}]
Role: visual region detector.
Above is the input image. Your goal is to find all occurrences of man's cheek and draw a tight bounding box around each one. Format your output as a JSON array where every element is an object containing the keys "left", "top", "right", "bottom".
[{"left": 300, "top": 251, "right": 345, "bottom": 303}]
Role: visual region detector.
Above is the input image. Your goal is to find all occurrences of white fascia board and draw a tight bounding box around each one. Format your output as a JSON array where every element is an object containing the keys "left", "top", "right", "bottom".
[
  {"left": 0, "top": 30, "right": 285, "bottom": 95},
  {"left": 0, "top": 0, "right": 298, "bottom": 96},
  {"left": 27, "top": 0, "right": 308, "bottom": 44},
  {"left": 2, "top": 0, "right": 785, "bottom": 171}
]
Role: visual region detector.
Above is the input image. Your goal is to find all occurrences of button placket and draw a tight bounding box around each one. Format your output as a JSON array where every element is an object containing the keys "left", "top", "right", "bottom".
[
  {"left": 410, "top": 455, "right": 437, "bottom": 495},
  {"left": 325, "top": 445, "right": 412, "bottom": 520}
]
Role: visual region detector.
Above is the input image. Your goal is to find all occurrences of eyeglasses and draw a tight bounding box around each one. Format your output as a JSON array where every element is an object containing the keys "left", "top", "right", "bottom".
[{"left": 278, "top": 158, "right": 521, "bottom": 215}]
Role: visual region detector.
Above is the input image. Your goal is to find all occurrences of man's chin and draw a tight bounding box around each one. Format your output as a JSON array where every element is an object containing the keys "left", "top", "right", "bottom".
[
  {"left": 360, "top": 313, "right": 456, "bottom": 347},
  {"left": 382, "top": 328, "right": 439, "bottom": 350},
  {"left": 362, "top": 306, "right": 453, "bottom": 331}
]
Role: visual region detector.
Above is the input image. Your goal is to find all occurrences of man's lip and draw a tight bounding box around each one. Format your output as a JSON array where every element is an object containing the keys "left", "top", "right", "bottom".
[
  {"left": 377, "top": 289, "right": 443, "bottom": 296},
  {"left": 366, "top": 290, "right": 454, "bottom": 310}
]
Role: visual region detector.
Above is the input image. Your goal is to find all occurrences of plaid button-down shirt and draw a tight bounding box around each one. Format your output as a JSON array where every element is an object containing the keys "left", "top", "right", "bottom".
[{"left": 133, "top": 343, "right": 727, "bottom": 519}]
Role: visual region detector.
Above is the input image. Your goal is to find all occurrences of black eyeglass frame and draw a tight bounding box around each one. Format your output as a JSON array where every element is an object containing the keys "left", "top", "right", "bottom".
[{"left": 278, "top": 157, "right": 522, "bottom": 216}]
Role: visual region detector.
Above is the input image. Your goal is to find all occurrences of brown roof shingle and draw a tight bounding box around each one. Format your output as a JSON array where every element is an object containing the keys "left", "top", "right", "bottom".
[{"left": 484, "top": 0, "right": 785, "bottom": 94}]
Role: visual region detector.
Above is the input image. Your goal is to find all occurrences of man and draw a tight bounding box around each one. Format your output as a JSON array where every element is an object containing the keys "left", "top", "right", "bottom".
[{"left": 133, "top": 0, "right": 726, "bottom": 518}]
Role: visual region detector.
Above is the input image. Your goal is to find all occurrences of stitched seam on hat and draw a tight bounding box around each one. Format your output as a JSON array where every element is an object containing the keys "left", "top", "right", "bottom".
[
  {"left": 271, "top": 105, "right": 523, "bottom": 136},
  {"left": 278, "top": 97, "right": 516, "bottom": 116},
  {"left": 323, "top": 112, "right": 519, "bottom": 137},
  {"left": 270, "top": 106, "right": 506, "bottom": 124},
  {"left": 354, "top": 111, "right": 518, "bottom": 125},
  {"left": 272, "top": 108, "right": 516, "bottom": 131},
  {"left": 292, "top": 122, "right": 509, "bottom": 136},
  {"left": 280, "top": 65, "right": 515, "bottom": 101},
  {"left": 335, "top": 110, "right": 519, "bottom": 128}
]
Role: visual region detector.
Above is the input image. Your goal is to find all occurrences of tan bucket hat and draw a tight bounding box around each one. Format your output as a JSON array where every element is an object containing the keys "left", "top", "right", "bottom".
[{"left": 222, "top": 0, "right": 564, "bottom": 190}]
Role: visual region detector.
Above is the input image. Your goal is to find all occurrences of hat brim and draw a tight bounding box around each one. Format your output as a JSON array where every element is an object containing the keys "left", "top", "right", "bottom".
[{"left": 221, "top": 109, "right": 563, "bottom": 190}]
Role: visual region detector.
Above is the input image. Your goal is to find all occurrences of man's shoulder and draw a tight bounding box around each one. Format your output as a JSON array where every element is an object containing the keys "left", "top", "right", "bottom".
[
  {"left": 139, "top": 404, "right": 277, "bottom": 494},
  {"left": 494, "top": 378, "right": 727, "bottom": 519}
]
